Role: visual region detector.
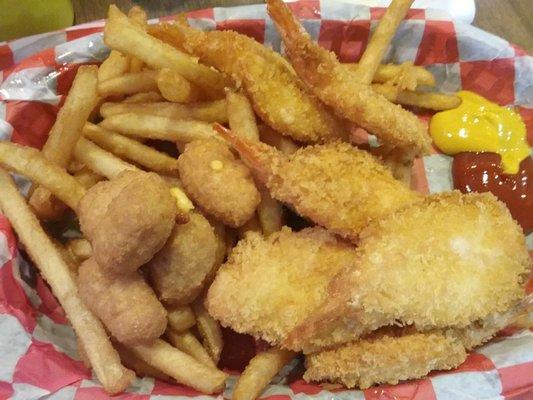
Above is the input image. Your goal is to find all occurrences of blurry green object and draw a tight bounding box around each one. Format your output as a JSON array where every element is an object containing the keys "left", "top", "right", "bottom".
[{"left": 0, "top": 0, "right": 74, "bottom": 42}]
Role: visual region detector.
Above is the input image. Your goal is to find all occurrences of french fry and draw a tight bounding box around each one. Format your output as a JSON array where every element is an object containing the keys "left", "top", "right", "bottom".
[
  {"left": 123, "top": 91, "right": 164, "bottom": 103},
  {"left": 127, "top": 6, "right": 148, "bottom": 72},
  {"left": 98, "top": 70, "right": 159, "bottom": 97},
  {"left": 74, "top": 166, "right": 104, "bottom": 190},
  {"left": 158, "top": 68, "right": 204, "bottom": 103},
  {"left": 372, "top": 84, "right": 461, "bottom": 111},
  {"left": 356, "top": 0, "right": 414, "bottom": 84},
  {"left": 128, "top": 339, "right": 228, "bottom": 394},
  {"left": 104, "top": 5, "right": 229, "bottom": 95},
  {"left": 0, "top": 142, "right": 86, "bottom": 211},
  {"left": 100, "top": 100, "right": 228, "bottom": 123},
  {"left": 29, "top": 65, "right": 99, "bottom": 219},
  {"left": 232, "top": 348, "right": 296, "bottom": 400},
  {"left": 167, "top": 305, "right": 196, "bottom": 332},
  {"left": 257, "top": 188, "right": 283, "bottom": 236},
  {"left": 74, "top": 137, "right": 140, "bottom": 180},
  {"left": 98, "top": 50, "right": 130, "bottom": 83},
  {"left": 66, "top": 238, "right": 93, "bottom": 262},
  {"left": 166, "top": 329, "right": 217, "bottom": 368},
  {"left": 193, "top": 301, "right": 224, "bottom": 364},
  {"left": 344, "top": 62, "right": 435, "bottom": 88},
  {"left": 258, "top": 125, "right": 298, "bottom": 155},
  {"left": 114, "top": 341, "right": 173, "bottom": 382},
  {"left": 226, "top": 90, "right": 260, "bottom": 141},
  {"left": 100, "top": 113, "right": 216, "bottom": 142},
  {"left": 0, "top": 169, "right": 134, "bottom": 394},
  {"left": 83, "top": 123, "right": 179, "bottom": 173}
]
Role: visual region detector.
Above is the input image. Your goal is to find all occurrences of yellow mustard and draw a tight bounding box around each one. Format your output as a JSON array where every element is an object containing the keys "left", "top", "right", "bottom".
[{"left": 429, "top": 90, "right": 530, "bottom": 174}]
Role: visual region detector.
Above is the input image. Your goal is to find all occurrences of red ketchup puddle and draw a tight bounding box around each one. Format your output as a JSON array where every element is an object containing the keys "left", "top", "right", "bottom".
[
  {"left": 218, "top": 327, "right": 270, "bottom": 372},
  {"left": 452, "top": 152, "right": 532, "bottom": 234}
]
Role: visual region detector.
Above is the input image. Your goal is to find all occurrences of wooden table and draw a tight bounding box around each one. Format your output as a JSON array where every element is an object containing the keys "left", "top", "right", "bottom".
[{"left": 73, "top": 0, "right": 532, "bottom": 53}]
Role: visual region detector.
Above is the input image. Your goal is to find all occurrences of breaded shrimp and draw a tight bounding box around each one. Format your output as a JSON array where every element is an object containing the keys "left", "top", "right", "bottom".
[
  {"left": 304, "top": 328, "right": 467, "bottom": 389},
  {"left": 267, "top": 0, "right": 431, "bottom": 161},
  {"left": 147, "top": 212, "right": 218, "bottom": 306},
  {"left": 285, "top": 192, "right": 531, "bottom": 353},
  {"left": 177, "top": 139, "right": 260, "bottom": 228},
  {"left": 206, "top": 227, "right": 358, "bottom": 345},
  {"left": 215, "top": 125, "right": 421, "bottom": 242},
  {"left": 149, "top": 23, "right": 347, "bottom": 143},
  {"left": 77, "top": 258, "right": 167, "bottom": 345},
  {"left": 78, "top": 170, "right": 178, "bottom": 274}
]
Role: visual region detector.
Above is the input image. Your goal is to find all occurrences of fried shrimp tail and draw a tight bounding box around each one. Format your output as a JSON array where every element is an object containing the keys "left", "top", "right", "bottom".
[{"left": 267, "top": 0, "right": 431, "bottom": 161}]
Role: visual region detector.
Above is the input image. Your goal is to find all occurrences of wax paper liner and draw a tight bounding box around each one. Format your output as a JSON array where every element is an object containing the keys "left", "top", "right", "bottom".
[{"left": 0, "top": 1, "right": 532, "bottom": 399}]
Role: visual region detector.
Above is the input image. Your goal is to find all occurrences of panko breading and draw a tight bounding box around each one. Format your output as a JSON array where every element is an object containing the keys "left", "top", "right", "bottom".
[
  {"left": 206, "top": 227, "right": 358, "bottom": 344},
  {"left": 304, "top": 329, "right": 467, "bottom": 389},
  {"left": 216, "top": 126, "right": 421, "bottom": 242},
  {"left": 267, "top": 0, "right": 431, "bottom": 161},
  {"left": 77, "top": 258, "right": 167, "bottom": 345},
  {"left": 78, "top": 171, "right": 178, "bottom": 273},
  {"left": 285, "top": 192, "right": 531, "bottom": 352},
  {"left": 149, "top": 23, "right": 348, "bottom": 143},
  {"left": 177, "top": 139, "right": 260, "bottom": 228},
  {"left": 148, "top": 212, "right": 218, "bottom": 306}
]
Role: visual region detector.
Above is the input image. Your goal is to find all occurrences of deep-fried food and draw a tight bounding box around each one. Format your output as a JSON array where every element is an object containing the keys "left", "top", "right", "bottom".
[
  {"left": 178, "top": 139, "right": 261, "bottom": 227},
  {"left": 149, "top": 22, "right": 347, "bottom": 143},
  {"left": 285, "top": 192, "right": 531, "bottom": 352},
  {"left": 78, "top": 170, "right": 178, "bottom": 273},
  {"left": 267, "top": 0, "right": 431, "bottom": 161},
  {"left": 77, "top": 257, "right": 167, "bottom": 345},
  {"left": 148, "top": 212, "right": 218, "bottom": 305},
  {"left": 206, "top": 227, "right": 358, "bottom": 344},
  {"left": 216, "top": 125, "right": 421, "bottom": 242},
  {"left": 304, "top": 328, "right": 466, "bottom": 389}
]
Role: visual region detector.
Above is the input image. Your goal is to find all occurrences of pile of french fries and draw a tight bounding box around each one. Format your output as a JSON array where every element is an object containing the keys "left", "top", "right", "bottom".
[{"left": 0, "top": 3, "right": 461, "bottom": 399}]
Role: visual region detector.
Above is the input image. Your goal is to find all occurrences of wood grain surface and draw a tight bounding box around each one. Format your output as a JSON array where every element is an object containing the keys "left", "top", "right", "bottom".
[{"left": 72, "top": 0, "right": 532, "bottom": 52}]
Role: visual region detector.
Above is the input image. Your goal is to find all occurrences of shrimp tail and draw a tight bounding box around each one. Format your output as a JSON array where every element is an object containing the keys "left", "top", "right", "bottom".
[{"left": 213, "top": 123, "right": 285, "bottom": 185}]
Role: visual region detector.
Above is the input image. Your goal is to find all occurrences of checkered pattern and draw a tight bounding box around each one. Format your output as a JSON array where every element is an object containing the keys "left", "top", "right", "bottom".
[{"left": 0, "top": 1, "right": 532, "bottom": 399}]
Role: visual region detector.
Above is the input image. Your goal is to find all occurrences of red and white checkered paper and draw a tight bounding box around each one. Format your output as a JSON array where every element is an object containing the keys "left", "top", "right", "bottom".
[{"left": 0, "top": 1, "right": 532, "bottom": 399}]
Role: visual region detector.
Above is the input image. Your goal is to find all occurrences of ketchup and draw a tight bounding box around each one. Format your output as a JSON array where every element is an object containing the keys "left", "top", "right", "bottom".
[
  {"left": 218, "top": 327, "right": 270, "bottom": 372},
  {"left": 452, "top": 152, "right": 532, "bottom": 234}
]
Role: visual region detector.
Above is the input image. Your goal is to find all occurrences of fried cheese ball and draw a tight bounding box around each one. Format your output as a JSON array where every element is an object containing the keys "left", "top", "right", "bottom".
[
  {"left": 77, "top": 258, "right": 167, "bottom": 345},
  {"left": 206, "top": 227, "right": 358, "bottom": 344},
  {"left": 285, "top": 192, "right": 531, "bottom": 353},
  {"left": 78, "top": 170, "right": 178, "bottom": 273},
  {"left": 177, "top": 139, "right": 260, "bottom": 228},
  {"left": 148, "top": 212, "right": 218, "bottom": 306}
]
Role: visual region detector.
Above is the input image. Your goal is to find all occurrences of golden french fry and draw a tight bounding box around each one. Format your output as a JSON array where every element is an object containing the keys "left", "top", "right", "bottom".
[
  {"left": 127, "top": 6, "right": 148, "bottom": 72},
  {"left": 98, "top": 50, "right": 130, "bottom": 83},
  {"left": 128, "top": 339, "right": 227, "bottom": 394},
  {"left": 100, "top": 100, "right": 228, "bottom": 122},
  {"left": 0, "top": 169, "right": 134, "bottom": 394},
  {"left": 100, "top": 113, "right": 216, "bottom": 142},
  {"left": 66, "top": 238, "right": 93, "bottom": 262},
  {"left": 372, "top": 84, "right": 462, "bottom": 111},
  {"left": 193, "top": 301, "right": 224, "bottom": 364},
  {"left": 123, "top": 91, "right": 164, "bottom": 103},
  {"left": 29, "top": 65, "right": 99, "bottom": 219},
  {"left": 83, "top": 123, "right": 179, "bottom": 173},
  {"left": 233, "top": 348, "right": 296, "bottom": 400},
  {"left": 74, "top": 137, "right": 140, "bottom": 179},
  {"left": 226, "top": 90, "right": 260, "bottom": 141},
  {"left": 257, "top": 188, "right": 283, "bottom": 236},
  {"left": 73, "top": 166, "right": 103, "bottom": 190},
  {"left": 98, "top": 70, "right": 159, "bottom": 97},
  {"left": 258, "top": 125, "right": 298, "bottom": 155},
  {"left": 0, "top": 142, "right": 86, "bottom": 211},
  {"left": 344, "top": 62, "right": 435, "bottom": 90},
  {"left": 167, "top": 306, "right": 196, "bottom": 332},
  {"left": 158, "top": 68, "right": 204, "bottom": 103},
  {"left": 104, "top": 5, "right": 229, "bottom": 95},
  {"left": 114, "top": 341, "right": 173, "bottom": 382},
  {"left": 166, "top": 329, "right": 217, "bottom": 368},
  {"left": 356, "top": 0, "right": 414, "bottom": 84}
]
